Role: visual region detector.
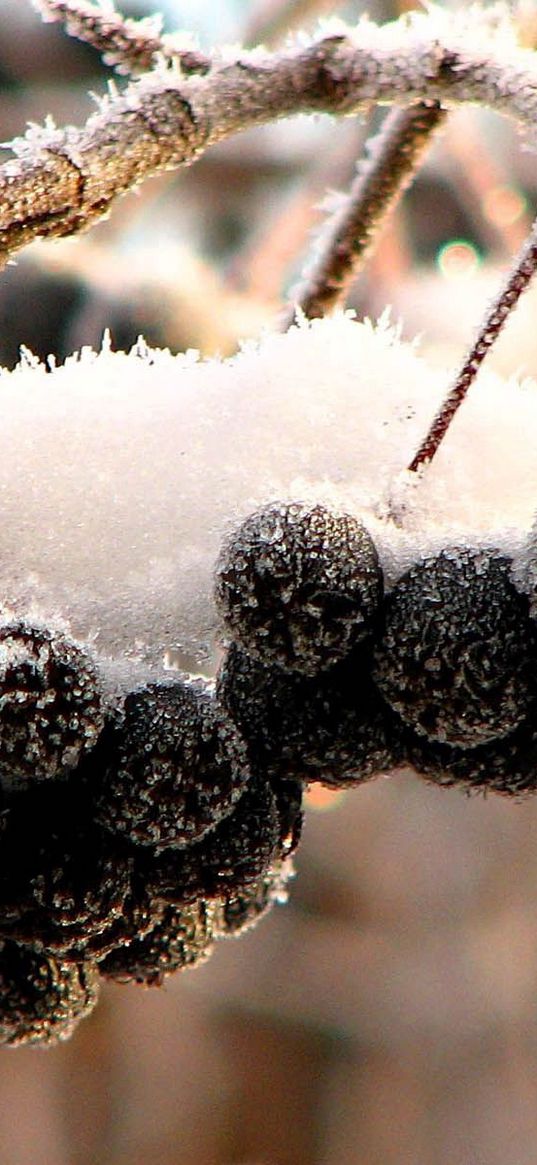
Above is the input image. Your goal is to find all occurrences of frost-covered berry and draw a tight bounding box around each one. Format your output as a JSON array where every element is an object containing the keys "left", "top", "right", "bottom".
[
  {"left": 217, "top": 642, "right": 403, "bottom": 787},
  {"left": 146, "top": 778, "right": 292, "bottom": 908},
  {"left": 0, "top": 940, "right": 99, "bottom": 1046},
  {"left": 407, "top": 719, "right": 537, "bottom": 798},
  {"left": 99, "top": 900, "right": 219, "bottom": 986},
  {"left": 0, "top": 621, "right": 104, "bottom": 790},
  {"left": 216, "top": 856, "right": 294, "bottom": 938},
  {"left": 372, "top": 549, "right": 537, "bottom": 748},
  {"left": 94, "top": 678, "right": 251, "bottom": 851},
  {"left": 215, "top": 502, "right": 383, "bottom": 674},
  {"left": 0, "top": 783, "right": 133, "bottom": 958}
]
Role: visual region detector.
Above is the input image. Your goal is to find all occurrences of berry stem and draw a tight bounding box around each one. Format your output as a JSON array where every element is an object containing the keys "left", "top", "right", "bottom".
[
  {"left": 281, "top": 100, "right": 446, "bottom": 328},
  {"left": 408, "top": 218, "right": 537, "bottom": 473}
]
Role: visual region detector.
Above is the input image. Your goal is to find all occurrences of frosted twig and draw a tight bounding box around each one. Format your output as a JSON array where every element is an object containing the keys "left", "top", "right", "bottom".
[
  {"left": 3, "top": 7, "right": 537, "bottom": 268},
  {"left": 33, "top": 0, "right": 210, "bottom": 75},
  {"left": 409, "top": 216, "right": 537, "bottom": 472},
  {"left": 281, "top": 100, "right": 446, "bottom": 327},
  {"left": 243, "top": 0, "right": 339, "bottom": 48}
]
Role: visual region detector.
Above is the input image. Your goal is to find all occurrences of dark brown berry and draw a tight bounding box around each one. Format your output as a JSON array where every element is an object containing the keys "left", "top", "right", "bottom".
[
  {"left": 408, "top": 719, "right": 537, "bottom": 798},
  {"left": 215, "top": 502, "right": 383, "bottom": 674},
  {"left": 217, "top": 643, "right": 403, "bottom": 787},
  {"left": 99, "top": 900, "right": 219, "bottom": 985},
  {"left": 373, "top": 549, "right": 537, "bottom": 748},
  {"left": 93, "top": 678, "right": 251, "bottom": 851},
  {"left": 216, "top": 857, "right": 295, "bottom": 938},
  {"left": 0, "top": 622, "right": 104, "bottom": 791},
  {"left": 0, "top": 940, "right": 99, "bottom": 1046},
  {"left": 146, "top": 779, "right": 286, "bottom": 908},
  {"left": 0, "top": 783, "right": 133, "bottom": 957}
]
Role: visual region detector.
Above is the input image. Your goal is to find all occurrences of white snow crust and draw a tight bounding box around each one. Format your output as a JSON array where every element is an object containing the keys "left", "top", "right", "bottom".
[{"left": 0, "top": 313, "right": 536, "bottom": 677}]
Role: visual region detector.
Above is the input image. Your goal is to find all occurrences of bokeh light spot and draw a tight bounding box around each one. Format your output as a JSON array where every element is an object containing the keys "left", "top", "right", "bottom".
[
  {"left": 437, "top": 240, "right": 481, "bottom": 280},
  {"left": 304, "top": 784, "right": 347, "bottom": 812},
  {"left": 483, "top": 184, "right": 527, "bottom": 228}
]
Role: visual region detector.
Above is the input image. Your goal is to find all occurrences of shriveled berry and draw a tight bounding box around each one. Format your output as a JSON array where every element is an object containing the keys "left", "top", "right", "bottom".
[
  {"left": 373, "top": 549, "right": 537, "bottom": 748},
  {"left": 0, "top": 940, "right": 99, "bottom": 1046},
  {"left": 94, "top": 678, "right": 251, "bottom": 851},
  {"left": 99, "top": 900, "right": 219, "bottom": 986},
  {"left": 0, "top": 622, "right": 104, "bottom": 790},
  {"left": 215, "top": 502, "right": 383, "bottom": 674},
  {"left": 216, "top": 857, "right": 295, "bottom": 938},
  {"left": 217, "top": 642, "right": 403, "bottom": 787},
  {"left": 146, "top": 778, "right": 289, "bottom": 908},
  {"left": 0, "top": 783, "right": 133, "bottom": 957}
]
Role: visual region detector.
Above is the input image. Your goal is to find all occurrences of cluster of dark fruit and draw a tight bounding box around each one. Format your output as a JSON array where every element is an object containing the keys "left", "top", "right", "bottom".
[
  {"left": 3, "top": 499, "right": 537, "bottom": 1047},
  {"left": 0, "top": 621, "right": 301, "bottom": 1046}
]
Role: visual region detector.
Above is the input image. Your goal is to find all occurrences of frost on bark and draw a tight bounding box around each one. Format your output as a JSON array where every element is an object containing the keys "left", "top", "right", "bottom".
[{"left": 1, "top": 3, "right": 537, "bottom": 273}]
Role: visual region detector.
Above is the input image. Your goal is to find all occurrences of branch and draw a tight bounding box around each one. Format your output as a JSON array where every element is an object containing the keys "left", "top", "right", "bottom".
[
  {"left": 281, "top": 100, "right": 446, "bottom": 326},
  {"left": 408, "top": 215, "right": 537, "bottom": 472},
  {"left": 1, "top": 7, "right": 536, "bottom": 268},
  {"left": 33, "top": 0, "right": 211, "bottom": 75}
]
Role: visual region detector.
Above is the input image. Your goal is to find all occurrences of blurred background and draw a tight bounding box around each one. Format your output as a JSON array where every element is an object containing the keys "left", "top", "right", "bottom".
[{"left": 3, "top": 1, "right": 537, "bottom": 1163}]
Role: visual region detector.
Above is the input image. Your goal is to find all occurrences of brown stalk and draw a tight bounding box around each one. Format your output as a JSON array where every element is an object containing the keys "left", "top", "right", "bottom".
[
  {"left": 280, "top": 100, "right": 447, "bottom": 328},
  {"left": 408, "top": 217, "right": 537, "bottom": 473}
]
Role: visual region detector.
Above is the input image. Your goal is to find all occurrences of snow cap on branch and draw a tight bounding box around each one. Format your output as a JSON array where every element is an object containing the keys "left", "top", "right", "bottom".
[{"left": 0, "top": 314, "right": 535, "bottom": 677}]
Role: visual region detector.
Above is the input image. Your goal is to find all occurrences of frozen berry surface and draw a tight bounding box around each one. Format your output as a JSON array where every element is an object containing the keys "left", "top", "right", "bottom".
[
  {"left": 217, "top": 642, "right": 403, "bottom": 787},
  {"left": 0, "top": 940, "right": 99, "bottom": 1046},
  {"left": 93, "top": 678, "right": 251, "bottom": 851},
  {"left": 0, "top": 621, "right": 104, "bottom": 791},
  {"left": 373, "top": 549, "right": 537, "bottom": 748},
  {"left": 215, "top": 502, "right": 383, "bottom": 674}
]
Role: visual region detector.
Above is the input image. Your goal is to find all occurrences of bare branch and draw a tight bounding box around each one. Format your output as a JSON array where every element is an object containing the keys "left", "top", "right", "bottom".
[
  {"left": 281, "top": 100, "right": 446, "bottom": 327},
  {"left": 2, "top": 9, "right": 537, "bottom": 268},
  {"left": 408, "top": 216, "right": 537, "bottom": 472},
  {"left": 33, "top": 0, "right": 211, "bottom": 76}
]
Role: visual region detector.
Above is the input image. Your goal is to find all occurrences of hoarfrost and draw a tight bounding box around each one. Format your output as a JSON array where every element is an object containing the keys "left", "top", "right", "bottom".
[{"left": 0, "top": 312, "right": 535, "bottom": 677}]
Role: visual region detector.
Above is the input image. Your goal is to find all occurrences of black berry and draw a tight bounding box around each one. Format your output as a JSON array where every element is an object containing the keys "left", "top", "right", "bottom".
[
  {"left": 146, "top": 778, "right": 289, "bottom": 908},
  {"left": 99, "top": 900, "right": 219, "bottom": 985},
  {"left": 408, "top": 719, "right": 537, "bottom": 798},
  {"left": 216, "top": 856, "right": 294, "bottom": 938},
  {"left": 372, "top": 549, "right": 537, "bottom": 748},
  {"left": 0, "top": 622, "right": 104, "bottom": 791},
  {"left": 0, "top": 940, "right": 98, "bottom": 1046},
  {"left": 215, "top": 502, "right": 383, "bottom": 674},
  {"left": 0, "top": 783, "right": 133, "bottom": 958},
  {"left": 93, "top": 678, "right": 251, "bottom": 851},
  {"left": 217, "top": 642, "right": 403, "bottom": 787}
]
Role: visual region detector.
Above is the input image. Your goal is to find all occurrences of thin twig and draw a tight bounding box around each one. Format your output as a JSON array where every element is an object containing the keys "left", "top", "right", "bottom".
[
  {"left": 33, "top": 0, "right": 211, "bottom": 75},
  {"left": 2, "top": 9, "right": 537, "bottom": 268},
  {"left": 280, "top": 100, "right": 446, "bottom": 327},
  {"left": 408, "top": 216, "right": 537, "bottom": 472}
]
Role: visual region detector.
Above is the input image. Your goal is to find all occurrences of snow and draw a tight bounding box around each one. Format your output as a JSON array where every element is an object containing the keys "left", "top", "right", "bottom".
[{"left": 0, "top": 312, "right": 536, "bottom": 678}]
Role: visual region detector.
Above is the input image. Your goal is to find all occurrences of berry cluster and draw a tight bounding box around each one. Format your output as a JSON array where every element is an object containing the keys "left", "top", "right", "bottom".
[
  {"left": 0, "top": 620, "right": 301, "bottom": 1046},
  {"left": 216, "top": 503, "right": 537, "bottom": 797},
  {"left": 2, "top": 499, "right": 537, "bottom": 1046}
]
